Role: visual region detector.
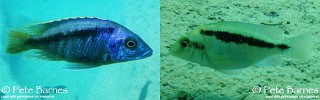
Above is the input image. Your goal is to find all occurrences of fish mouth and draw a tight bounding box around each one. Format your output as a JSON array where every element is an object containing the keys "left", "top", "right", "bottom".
[{"left": 142, "top": 49, "right": 153, "bottom": 57}]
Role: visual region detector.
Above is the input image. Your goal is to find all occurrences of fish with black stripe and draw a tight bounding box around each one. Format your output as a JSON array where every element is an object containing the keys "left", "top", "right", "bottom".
[
  {"left": 6, "top": 17, "right": 153, "bottom": 68},
  {"left": 170, "top": 21, "right": 312, "bottom": 74}
]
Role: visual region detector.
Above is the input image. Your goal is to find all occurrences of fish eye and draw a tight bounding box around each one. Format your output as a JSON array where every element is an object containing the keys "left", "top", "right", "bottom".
[
  {"left": 125, "top": 37, "right": 137, "bottom": 49},
  {"left": 180, "top": 39, "right": 190, "bottom": 48},
  {"left": 127, "top": 40, "right": 136, "bottom": 47}
]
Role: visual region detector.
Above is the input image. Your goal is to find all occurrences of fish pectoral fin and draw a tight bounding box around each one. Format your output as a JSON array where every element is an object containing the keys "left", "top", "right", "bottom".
[
  {"left": 64, "top": 63, "right": 99, "bottom": 70},
  {"left": 27, "top": 51, "right": 63, "bottom": 61}
]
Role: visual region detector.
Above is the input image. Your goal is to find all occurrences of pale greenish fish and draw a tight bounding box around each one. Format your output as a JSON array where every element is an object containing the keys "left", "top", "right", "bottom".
[{"left": 170, "top": 21, "right": 313, "bottom": 74}]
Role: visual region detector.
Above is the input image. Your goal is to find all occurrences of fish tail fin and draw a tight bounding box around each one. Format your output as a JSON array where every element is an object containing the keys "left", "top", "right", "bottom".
[
  {"left": 284, "top": 33, "right": 313, "bottom": 60},
  {"left": 6, "top": 30, "right": 31, "bottom": 54}
]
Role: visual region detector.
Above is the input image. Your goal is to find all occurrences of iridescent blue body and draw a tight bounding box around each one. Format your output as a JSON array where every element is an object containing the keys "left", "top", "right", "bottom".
[{"left": 7, "top": 17, "right": 153, "bottom": 67}]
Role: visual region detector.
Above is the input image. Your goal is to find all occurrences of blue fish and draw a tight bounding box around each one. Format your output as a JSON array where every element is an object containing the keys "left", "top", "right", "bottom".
[{"left": 6, "top": 17, "right": 152, "bottom": 68}]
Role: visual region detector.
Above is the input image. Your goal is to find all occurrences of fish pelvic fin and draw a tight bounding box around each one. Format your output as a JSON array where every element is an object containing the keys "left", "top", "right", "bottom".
[
  {"left": 6, "top": 30, "right": 31, "bottom": 54},
  {"left": 284, "top": 33, "right": 313, "bottom": 60}
]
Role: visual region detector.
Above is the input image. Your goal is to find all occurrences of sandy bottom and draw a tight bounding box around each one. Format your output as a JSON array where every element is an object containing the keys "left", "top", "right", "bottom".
[{"left": 160, "top": 0, "right": 320, "bottom": 99}]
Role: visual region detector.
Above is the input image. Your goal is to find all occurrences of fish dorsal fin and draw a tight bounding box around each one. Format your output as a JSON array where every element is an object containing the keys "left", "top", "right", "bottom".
[
  {"left": 199, "top": 21, "right": 286, "bottom": 44},
  {"left": 38, "top": 17, "right": 107, "bottom": 27},
  {"left": 21, "top": 17, "right": 112, "bottom": 36},
  {"left": 18, "top": 23, "right": 48, "bottom": 35}
]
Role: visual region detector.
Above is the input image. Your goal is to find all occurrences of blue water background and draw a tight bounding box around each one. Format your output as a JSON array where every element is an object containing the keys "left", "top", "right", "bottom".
[{"left": 0, "top": 0, "right": 160, "bottom": 99}]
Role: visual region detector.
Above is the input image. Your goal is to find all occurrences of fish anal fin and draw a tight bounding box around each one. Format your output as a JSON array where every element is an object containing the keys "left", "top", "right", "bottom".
[
  {"left": 27, "top": 51, "right": 62, "bottom": 61},
  {"left": 64, "top": 63, "right": 100, "bottom": 70},
  {"left": 217, "top": 68, "right": 244, "bottom": 77},
  {"left": 255, "top": 55, "right": 285, "bottom": 67}
]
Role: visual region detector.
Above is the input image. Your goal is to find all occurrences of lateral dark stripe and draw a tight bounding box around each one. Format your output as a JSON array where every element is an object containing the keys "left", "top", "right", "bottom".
[
  {"left": 276, "top": 44, "right": 290, "bottom": 50},
  {"left": 29, "top": 27, "right": 114, "bottom": 43},
  {"left": 200, "top": 30, "right": 290, "bottom": 50}
]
